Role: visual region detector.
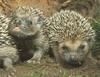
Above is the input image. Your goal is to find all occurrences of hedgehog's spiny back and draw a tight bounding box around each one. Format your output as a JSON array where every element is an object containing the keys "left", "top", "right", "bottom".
[
  {"left": 43, "top": 10, "right": 95, "bottom": 43},
  {"left": 0, "top": 14, "right": 15, "bottom": 47},
  {"left": 12, "top": 6, "right": 44, "bottom": 18}
]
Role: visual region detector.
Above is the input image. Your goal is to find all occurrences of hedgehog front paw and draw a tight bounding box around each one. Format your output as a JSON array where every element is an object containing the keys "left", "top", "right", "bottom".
[
  {"left": 32, "top": 59, "right": 41, "bottom": 64},
  {"left": 27, "top": 60, "right": 33, "bottom": 63},
  {"left": 27, "top": 50, "right": 43, "bottom": 64},
  {"left": 7, "top": 69, "right": 16, "bottom": 77},
  {"left": 3, "top": 58, "right": 16, "bottom": 77},
  {"left": 27, "top": 57, "right": 41, "bottom": 64}
]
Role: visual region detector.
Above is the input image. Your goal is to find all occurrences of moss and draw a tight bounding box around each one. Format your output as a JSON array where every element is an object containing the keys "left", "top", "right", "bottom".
[{"left": 91, "top": 20, "right": 100, "bottom": 58}]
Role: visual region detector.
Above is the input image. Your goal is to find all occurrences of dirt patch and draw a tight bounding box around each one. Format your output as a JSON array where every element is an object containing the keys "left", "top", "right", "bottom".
[
  {"left": 0, "top": 55, "right": 99, "bottom": 77},
  {"left": 14, "top": 56, "right": 100, "bottom": 77},
  {"left": 0, "top": 0, "right": 59, "bottom": 16}
]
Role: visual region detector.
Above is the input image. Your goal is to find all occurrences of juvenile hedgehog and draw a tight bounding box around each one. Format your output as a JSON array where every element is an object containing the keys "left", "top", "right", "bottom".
[
  {"left": 0, "top": 14, "right": 18, "bottom": 77},
  {"left": 8, "top": 6, "right": 46, "bottom": 63},
  {"left": 41, "top": 10, "right": 95, "bottom": 66}
]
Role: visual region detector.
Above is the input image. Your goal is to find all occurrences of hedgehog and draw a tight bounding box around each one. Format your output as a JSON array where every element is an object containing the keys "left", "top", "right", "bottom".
[
  {"left": 0, "top": 14, "right": 15, "bottom": 47},
  {"left": 0, "top": 14, "right": 19, "bottom": 77},
  {"left": 40, "top": 10, "right": 96, "bottom": 66},
  {"left": 0, "top": 46, "right": 18, "bottom": 77},
  {"left": 8, "top": 6, "right": 46, "bottom": 63}
]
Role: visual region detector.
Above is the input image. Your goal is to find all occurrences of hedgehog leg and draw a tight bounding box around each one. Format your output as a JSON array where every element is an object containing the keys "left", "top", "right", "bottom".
[
  {"left": 51, "top": 42, "right": 61, "bottom": 64},
  {"left": 3, "top": 58, "right": 16, "bottom": 77},
  {"left": 27, "top": 48, "right": 43, "bottom": 64},
  {"left": 52, "top": 47, "right": 60, "bottom": 63},
  {"left": 33, "top": 50, "right": 43, "bottom": 64}
]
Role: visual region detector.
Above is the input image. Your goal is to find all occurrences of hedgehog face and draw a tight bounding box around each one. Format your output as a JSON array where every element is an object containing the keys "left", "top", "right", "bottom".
[
  {"left": 58, "top": 40, "right": 89, "bottom": 66},
  {"left": 9, "top": 15, "right": 43, "bottom": 38}
]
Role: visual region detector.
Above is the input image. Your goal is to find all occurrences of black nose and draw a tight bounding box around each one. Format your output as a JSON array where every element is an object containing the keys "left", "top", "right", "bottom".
[{"left": 68, "top": 57, "right": 84, "bottom": 67}]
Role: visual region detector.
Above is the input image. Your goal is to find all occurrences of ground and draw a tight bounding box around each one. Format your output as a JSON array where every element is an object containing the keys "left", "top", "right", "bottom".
[
  {"left": 0, "top": 56, "right": 99, "bottom": 77},
  {"left": 0, "top": 0, "right": 59, "bottom": 16},
  {"left": 13, "top": 57, "right": 100, "bottom": 77}
]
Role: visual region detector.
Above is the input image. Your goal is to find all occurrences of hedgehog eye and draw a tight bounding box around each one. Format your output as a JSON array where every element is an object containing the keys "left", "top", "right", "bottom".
[
  {"left": 15, "top": 19, "right": 21, "bottom": 25},
  {"left": 62, "top": 46, "right": 69, "bottom": 52},
  {"left": 79, "top": 45, "right": 85, "bottom": 50},
  {"left": 27, "top": 20, "right": 33, "bottom": 25}
]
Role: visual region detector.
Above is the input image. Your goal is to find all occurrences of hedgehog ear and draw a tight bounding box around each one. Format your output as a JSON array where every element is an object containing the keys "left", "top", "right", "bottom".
[{"left": 34, "top": 16, "right": 44, "bottom": 28}]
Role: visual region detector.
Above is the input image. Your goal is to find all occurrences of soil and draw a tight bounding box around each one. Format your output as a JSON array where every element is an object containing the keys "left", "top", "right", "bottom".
[
  {"left": 0, "top": 56, "right": 99, "bottom": 77},
  {"left": 15, "top": 57, "right": 100, "bottom": 77},
  {"left": 0, "top": 0, "right": 59, "bottom": 16}
]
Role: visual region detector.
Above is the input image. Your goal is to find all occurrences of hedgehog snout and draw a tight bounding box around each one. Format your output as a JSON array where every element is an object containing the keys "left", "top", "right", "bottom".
[
  {"left": 64, "top": 52, "right": 84, "bottom": 66},
  {"left": 12, "top": 26, "right": 21, "bottom": 32}
]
